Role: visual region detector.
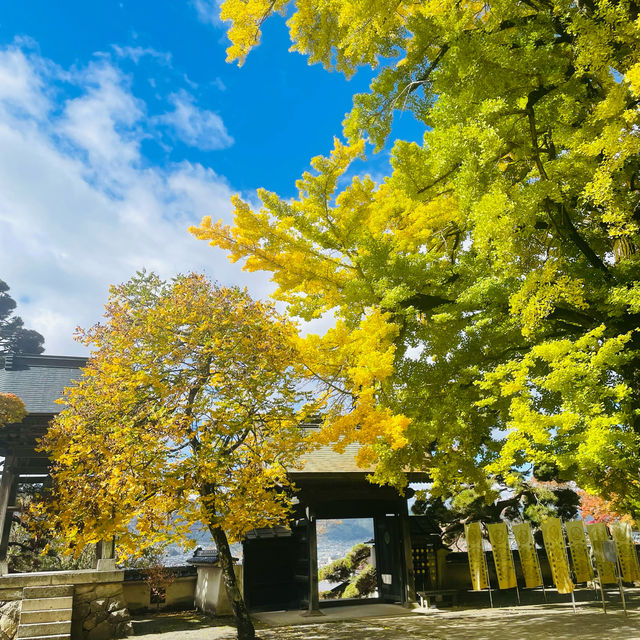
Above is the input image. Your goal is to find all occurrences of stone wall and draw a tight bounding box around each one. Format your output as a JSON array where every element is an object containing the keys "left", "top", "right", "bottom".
[
  {"left": 0, "top": 569, "right": 131, "bottom": 640},
  {"left": 72, "top": 580, "right": 131, "bottom": 639},
  {"left": 0, "top": 601, "right": 20, "bottom": 640}
]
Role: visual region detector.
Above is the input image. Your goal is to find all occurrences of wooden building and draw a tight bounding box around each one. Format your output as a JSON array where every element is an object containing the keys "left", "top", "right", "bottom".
[
  {"left": 0, "top": 354, "right": 432, "bottom": 613},
  {"left": 0, "top": 353, "right": 88, "bottom": 573},
  {"left": 242, "top": 428, "right": 428, "bottom": 613}
]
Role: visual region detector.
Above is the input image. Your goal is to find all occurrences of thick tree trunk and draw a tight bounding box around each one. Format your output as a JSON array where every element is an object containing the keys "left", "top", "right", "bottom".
[{"left": 209, "top": 524, "right": 255, "bottom": 640}]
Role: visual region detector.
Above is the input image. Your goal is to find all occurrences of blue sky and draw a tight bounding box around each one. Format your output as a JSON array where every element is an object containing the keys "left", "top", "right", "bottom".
[{"left": 0, "top": 1, "right": 420, "bottom": 354}]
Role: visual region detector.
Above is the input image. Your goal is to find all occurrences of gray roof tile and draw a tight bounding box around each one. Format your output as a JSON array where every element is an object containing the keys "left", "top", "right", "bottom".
[{"left": 0, "top": 354, "right": 87, "bottom": 414}]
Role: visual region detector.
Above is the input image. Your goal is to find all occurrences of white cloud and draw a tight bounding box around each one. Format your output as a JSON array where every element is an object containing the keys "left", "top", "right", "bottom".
[
  {"left": 0, "top": 47, "right": 50, "bottom": 118},
  {"left": 0, "top": 43, "right": 270, "bottom": 356},
  {"left": 60, "top": 62, "right": 145, "bottom": 185},
  {"left": 158, "top": 89, "right": 233, "bottom": 150},
  {"left": 192, "top": 0, "right": 224, "bottom": 27},
  {"left": 112, "top": 45, "right": 172, "bottom": 65}
]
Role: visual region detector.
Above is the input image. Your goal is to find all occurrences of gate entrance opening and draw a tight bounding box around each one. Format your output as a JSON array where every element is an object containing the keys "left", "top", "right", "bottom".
[{"left": 317, "top": 518, "right": 376, "bottom": 601}]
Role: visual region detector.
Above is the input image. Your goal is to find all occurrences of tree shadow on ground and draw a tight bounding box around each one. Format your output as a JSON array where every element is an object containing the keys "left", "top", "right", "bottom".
[
  {"left": 132, "top": 610, "right": 237, "bottom": 635},
  {"left": 256, "top": 608, "right": 640, "bottom": 640}
]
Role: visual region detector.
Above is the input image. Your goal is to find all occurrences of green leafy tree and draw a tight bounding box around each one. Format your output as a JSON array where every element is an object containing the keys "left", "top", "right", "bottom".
[
  {"left": 412, "top": 475, "right": 580, "bottom": 547},
  {"left": 34, "top": 272, "right": 316, "bottom": 640},
  {"left": 319, "top": 543, "right": 375, "bottom": 599},
  {"left": 192, "top": 0, "right": 640, "bottom": 516},
  {"left": 0, "top": 280, "right": 44, "bottom": 355}
]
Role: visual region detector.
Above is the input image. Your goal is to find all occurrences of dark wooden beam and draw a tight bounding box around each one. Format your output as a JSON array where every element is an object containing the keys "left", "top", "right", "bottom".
[
  {"left": 400, "top": 501, "right": 417, "bottom": 606},
  {"left": 302, "top": 511, "right": 323, "bottom": 617},
  {"left": 0, "top": 457, "right": 16, "bottom": 574}
]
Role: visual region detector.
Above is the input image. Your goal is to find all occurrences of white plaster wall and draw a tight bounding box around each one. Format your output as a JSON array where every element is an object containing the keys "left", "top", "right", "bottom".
[{"left": 194, "top": 565, "right": 242, "bottom": 616}]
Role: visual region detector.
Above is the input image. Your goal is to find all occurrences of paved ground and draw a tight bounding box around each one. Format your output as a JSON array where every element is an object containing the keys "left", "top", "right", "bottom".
[{"left": 131, "top": 603, "right": 640, "bottom": 639}]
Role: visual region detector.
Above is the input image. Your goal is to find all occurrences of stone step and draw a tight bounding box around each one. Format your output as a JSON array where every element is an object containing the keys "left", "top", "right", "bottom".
[
  {"left": 21, "top": 597, "right": 73, "bottom": 612},
  {"left": 23, "top": 585, "right": 74, "bottom": 599},
  {"left": 20, "top": 608, "right": 72, "bottom": 624},
  {"left": 16, "top": 637, "right": 69, "bottom": 640},
  {"left": 16, "top": 621, "right": 71, "bottom": 638}
]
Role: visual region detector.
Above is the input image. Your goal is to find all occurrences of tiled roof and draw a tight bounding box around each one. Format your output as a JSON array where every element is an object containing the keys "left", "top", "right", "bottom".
[
  {"left": 293, "top": 427, "right": 429, "bottom": 482},
  {"left": 293, "top": 441, "right": 371, "bottom": 475},
  {"left": 0, "top": 354, "right": 87, "bottom": 414},
  {"left": 290, "top": 427, "right": 373, "bottom": 475}
]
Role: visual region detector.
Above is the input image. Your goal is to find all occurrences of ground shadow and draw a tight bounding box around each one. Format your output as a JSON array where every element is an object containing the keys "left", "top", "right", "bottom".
[
  {"left": 255, "top": 608, "right": 640, "bottom": 640},
  {"left": 132, "top": 610, "right": 237, "bottom": 635}
]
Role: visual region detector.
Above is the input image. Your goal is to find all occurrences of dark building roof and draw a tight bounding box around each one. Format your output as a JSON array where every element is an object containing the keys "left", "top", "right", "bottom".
[
  {"left": 0, "top": 353, "right": 87, "bottom": 414},
  {"left": 244, "top": 526, "right": 292, "bottom": 540}
]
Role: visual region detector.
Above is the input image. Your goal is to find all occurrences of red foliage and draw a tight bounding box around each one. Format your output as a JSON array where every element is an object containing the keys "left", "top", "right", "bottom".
[{"left": 578, "top": 490, "right": 633, "bottom": 525}]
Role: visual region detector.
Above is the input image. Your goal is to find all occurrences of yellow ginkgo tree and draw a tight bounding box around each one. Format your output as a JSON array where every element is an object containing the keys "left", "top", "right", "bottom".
[
  {"left": 193, "top": 0, "right": 640, "bottom": 516},
  {"left": 37, "top": 272, "right": 316, "bottom": 640}
]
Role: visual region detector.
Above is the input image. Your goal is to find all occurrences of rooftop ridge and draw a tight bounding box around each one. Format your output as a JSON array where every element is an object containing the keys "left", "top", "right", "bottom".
[{"left": 2, "top": 354, "right": 88, "bottom": 371}]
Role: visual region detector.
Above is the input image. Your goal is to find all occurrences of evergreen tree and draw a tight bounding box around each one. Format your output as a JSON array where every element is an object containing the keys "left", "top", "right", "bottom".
[{"left": 0, "top": 280, "right": 44, "bottom": 355}]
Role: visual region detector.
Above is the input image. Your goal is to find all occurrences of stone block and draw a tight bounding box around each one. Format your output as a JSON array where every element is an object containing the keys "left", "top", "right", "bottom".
[
  {"left": 90, "top": 599, "right": 108, "bottom": 614},
  {"left": 106, "top": 599, "right": 124, "bottom": 614},
  {"left": 116, "top": 620, "right": 133, "bottom": 638},
  {"left": 87, "top": 619, "right": 113, "bottom": 640},
  {"left": 108, "top": 609, "right": 129, "bottom": 624},
  {"left": 21, "top": 596, "right": 72, "bottom": 611},
  {"left": 0, "top": 589, "right": 23, "bottom": 601},
  {"left": 15, "top": 619, "right": 71, "bottom": 637},
  {"left": 22, "top": 585, "right": 73, "bottom": 599},
  {"left": 19, "top": 608, "right": 72, "bottom": 624},
  {"left": 75, "top": 601, "right": 90, "bottom": 620},
  {"left": 0, "top": 601, "right": 20, "bottom": 639},
  {"left": 83, "top": 613, "right": 98, "bottom": 631}
]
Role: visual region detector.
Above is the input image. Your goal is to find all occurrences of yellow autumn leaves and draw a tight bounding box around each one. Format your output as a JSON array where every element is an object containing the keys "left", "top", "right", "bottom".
[
  {"left": 36, "top": 273, "right": 321, "bottom": 558},
  {"left": 0, "top": 392, "right": 26, "bottom": 427}
]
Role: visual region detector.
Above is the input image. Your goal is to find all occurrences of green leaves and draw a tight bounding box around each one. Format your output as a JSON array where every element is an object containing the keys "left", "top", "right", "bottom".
[{"left": 207, "top": 0, "right": 640, "bottom": 515}]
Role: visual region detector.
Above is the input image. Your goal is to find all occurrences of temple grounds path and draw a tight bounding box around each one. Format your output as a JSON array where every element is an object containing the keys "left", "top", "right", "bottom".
[{"left": 132, "top": 604, "right": 640, "bottom": 639}]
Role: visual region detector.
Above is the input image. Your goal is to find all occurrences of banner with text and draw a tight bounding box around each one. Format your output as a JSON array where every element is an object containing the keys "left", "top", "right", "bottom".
[
  {"left": 465, "top": 522, "right": 489, "bottom": 591},
  {"left": 487, "top": 522, "right": 517, "bottom": 590},
  {"left": 565, "top": 520, "right": 594, "bottom": 583},
  {"left": 587, "top": 522, "right": 617, "bottom": 584},
  {"left": 512, "top": 522, "right": 543, "bottom": 588},
  {"left": 609, "top": 521, "right": 640, "bottom": 582},
  {"left": 541, "top": 517, "right": 574, "bottom": 594}
]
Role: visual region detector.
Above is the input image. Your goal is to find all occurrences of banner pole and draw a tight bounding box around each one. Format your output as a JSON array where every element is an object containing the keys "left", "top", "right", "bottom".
[
  {"left": 484, "top": 547, "right": 494, "bottom": 608},
  {"left": 510, "top": 545, "right": 521, "bottom": 605},
  {"left": 614, "top": 546, "right": 628, "bottom": 617},
  {"left": 534, "top": 545, "right": 547, "bottom": 604},
  {"left": 560, "top": 522, "right": 577, "bottom": 614},
  {"left": 482, "top": 524, "right": 494, "bottom": 609},
  {"left": 593, "top": 544, "right": 607, "bottom": 614}
]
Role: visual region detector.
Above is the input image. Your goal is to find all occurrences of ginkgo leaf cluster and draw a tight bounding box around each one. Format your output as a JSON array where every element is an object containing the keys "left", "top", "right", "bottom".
[{"left": 199, "top": 0, "right": 640, "bottom": 515}]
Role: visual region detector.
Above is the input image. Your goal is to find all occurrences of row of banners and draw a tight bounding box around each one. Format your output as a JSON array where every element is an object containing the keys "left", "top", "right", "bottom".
[{"left": 465, "top": 519, "right": 640, "bottom": 594}]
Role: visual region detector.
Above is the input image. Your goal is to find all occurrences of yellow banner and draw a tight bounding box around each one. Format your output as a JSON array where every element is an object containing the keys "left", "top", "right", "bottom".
[
  {"left": 486, "top": 522, "right": 517, "bottom": 590},
  {"left": 540, "top": 517, "right": 574, "bottom": 594},
  {"left": 465, "top": 522, "right": 489, "bottom": 591},
  {"left": 609, "top": 521, "right": 640, "bottom": 582},
  {"left": 512, "top": 522, "right": 543, "bottom": 588},
  {"left": 587, "top": 522, "right": 617, "bottom": 584},
  {"left": 565, "top": 520, "right": 594, "bottom": 583}
]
